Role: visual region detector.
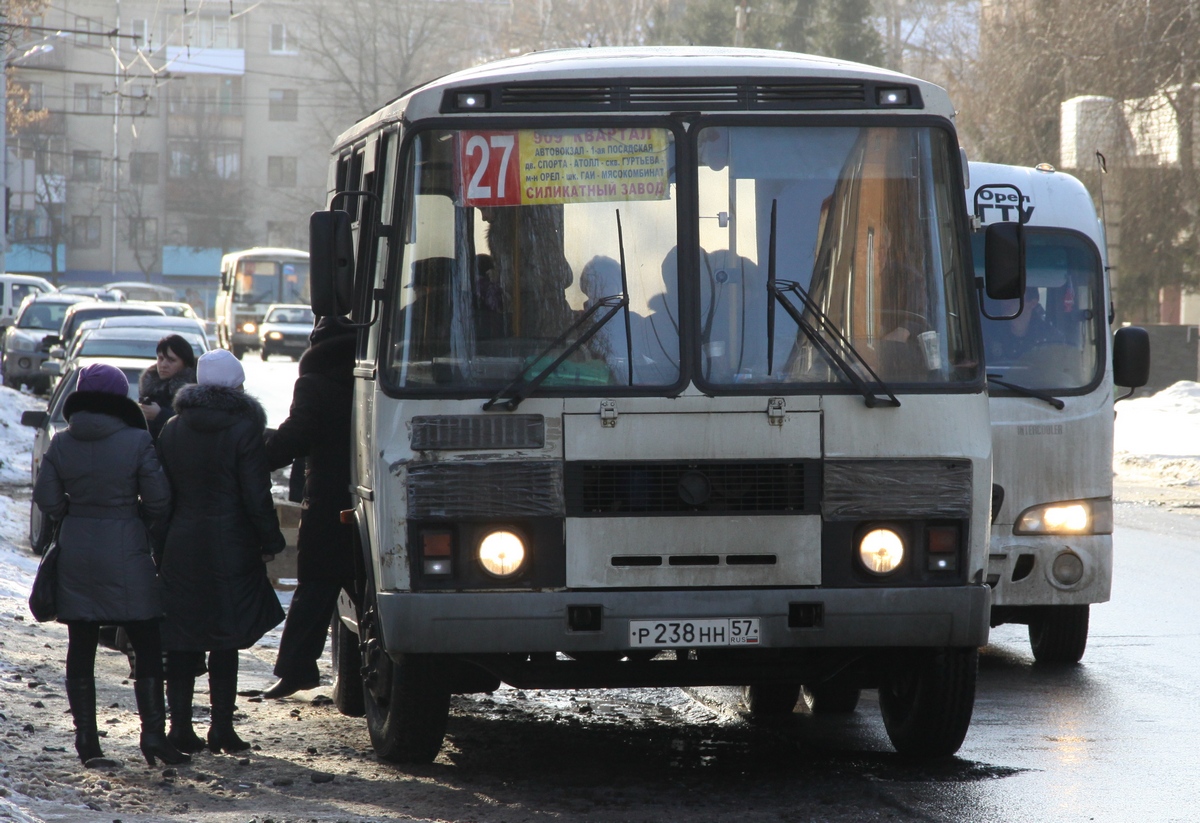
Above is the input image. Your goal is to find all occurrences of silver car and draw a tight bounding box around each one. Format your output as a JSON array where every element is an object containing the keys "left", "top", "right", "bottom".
[{"left": 2, "top": 293, "right": 87, "bottom": 392}]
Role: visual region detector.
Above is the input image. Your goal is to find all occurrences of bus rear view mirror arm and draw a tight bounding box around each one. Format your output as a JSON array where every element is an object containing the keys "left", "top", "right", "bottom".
[{"left": 977, "top": 221, "right": 1027, "bottom": 320}]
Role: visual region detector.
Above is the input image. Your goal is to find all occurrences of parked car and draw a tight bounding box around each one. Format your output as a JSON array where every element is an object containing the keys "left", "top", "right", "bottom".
[
  {"left": 0, "top": 274, "right": 55, "bottom": 328},
  {"left": 104, "top": 281, "right": 177, "bottom": 302},
  {"left": 60, "top": 286, "right": 123, "bottom": 302},
  {"left": 72, "top": 314, "right": 209, "bottom": 344},
  {"left": 49, "top": 301, "right": 166, "bottom": 353},
  {"left": 20, "top": 355, "right": 152, "bottom": 553},
  {"left": 1, "top": 293, "right": 87, "bottom": 391},
  {"left": 54, "top": 327, "right": 207, "bottom": 372},
  {"left": 150, "top": 301, "right": 199, "bottom": 319},
  {"left": 258, "top": 304, "right": 314, "bottom": 361}
]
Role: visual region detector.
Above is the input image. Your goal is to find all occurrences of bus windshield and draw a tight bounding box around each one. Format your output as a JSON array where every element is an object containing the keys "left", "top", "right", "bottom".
[
  {"left": 975, "top": 229, "right": 1103, "bottom": 391},
  {"left": 234, "top": 259, "right": 311, "bottom": 305},
  {"left": 697, "top": 125, "right": 979, "bottom": 387},
  {"left": 386, "top": 126, "right": 681, "bottom": 390}
]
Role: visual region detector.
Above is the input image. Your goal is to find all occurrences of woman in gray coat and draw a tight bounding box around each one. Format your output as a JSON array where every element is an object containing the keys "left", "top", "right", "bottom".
[{"left": 32, "top": 363, "right": 189, "bottom": 767}]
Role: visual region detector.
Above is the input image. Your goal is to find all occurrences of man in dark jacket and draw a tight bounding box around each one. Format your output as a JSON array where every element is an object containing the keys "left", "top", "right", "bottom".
[{"left": 261, "top": 316, "right": 356, "bottom": 698}]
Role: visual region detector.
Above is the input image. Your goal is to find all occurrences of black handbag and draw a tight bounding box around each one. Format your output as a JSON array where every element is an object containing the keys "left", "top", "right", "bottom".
[{"left": 28, "top": 520, "right": 62, "bottom": 623}]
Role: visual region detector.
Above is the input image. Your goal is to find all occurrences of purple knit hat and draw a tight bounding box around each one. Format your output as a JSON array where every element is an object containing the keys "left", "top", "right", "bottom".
[{"left": 76, "top": 363, "right": 129, "bottom": 396}]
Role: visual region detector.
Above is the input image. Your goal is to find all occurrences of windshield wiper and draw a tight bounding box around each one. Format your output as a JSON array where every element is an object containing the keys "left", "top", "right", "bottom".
[
  {"left": 987, "top": 375, "right": 1065, "bottom": 410},
  {"left": 483, "top": 211, "right": 633, "bottom": 412},
  {"left": 765, "top": 200, "right": 900, "bottom": 409}
]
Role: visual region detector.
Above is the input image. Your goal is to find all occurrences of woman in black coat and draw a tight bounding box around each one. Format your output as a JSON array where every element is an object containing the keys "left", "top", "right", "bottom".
[
  {"left": 32, "top": 363, "right": 189, "bottom": 767},
  {"left": 261, "top": 318, "right": 356, "bottom": 698},
  {"left": 156, "top": 349, "right": 285, "bottom": 753},
  {"left": 138, "top": 334, "right": 197, "bottom": 441}
]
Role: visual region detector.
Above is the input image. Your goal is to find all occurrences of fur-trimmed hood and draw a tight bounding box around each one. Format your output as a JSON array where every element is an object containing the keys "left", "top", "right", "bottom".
[
  {"left": 298, "top": 332, "right": 355, "bottom": 380},
  {"left": 173, "top": 383, "right": 268, "bottom": 433},
  {"left": 63, "top": 390, "right": 148, "bottom": 434},
  {"left": 139, "top": 364, "right": 196, "bottom": 402}
]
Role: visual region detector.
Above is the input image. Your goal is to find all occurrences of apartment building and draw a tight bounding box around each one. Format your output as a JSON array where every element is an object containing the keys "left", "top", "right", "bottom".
[{"left": 5, "top": 1, "right": 332, "bottom": 311}]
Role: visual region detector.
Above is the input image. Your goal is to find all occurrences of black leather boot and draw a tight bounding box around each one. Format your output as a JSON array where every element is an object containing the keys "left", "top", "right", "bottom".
[
  {"left": 65, "top": 677, "right": 103, "bottom": 764},
  {"left": 133, "top": 678, "right": 191, "bottom": 766},
  {"left": 166, "top": 677, "right": 207, "bottom": 754},
  {"left": 207, "top": 675, "right": 250, "bottom": 753}
]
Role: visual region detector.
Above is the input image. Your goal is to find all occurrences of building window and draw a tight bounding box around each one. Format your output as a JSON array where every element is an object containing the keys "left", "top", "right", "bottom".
[
  {"left": 169, "top": 141, "right": 241, "bottom": 180},
  {"left": 72, "top": 215, "right": 102, "bottom": 248},
  {"left": 75, "top": 16, "right": 107, "bottom": 47},
  {"left": 131, "top": 18, "right": 151, "bottom": 50},
  {"left": 72, "top": 150, "right": 102, "bottom": 182},
  {"left": 166, "top": 75, "right": 242, "bottom": 116},
  {"left": 268, "top": 89, "right": 298, "bottom": 121},
  {"left": 269, "top": 23, "right": 297, "bottom": 53},
  {"left": 267, "top": 156, "right": 297, "bottom": 187},
  {"left": 267, "top": 221, "right": 296, "bottom": 248},
  {"left": 130, "top": 152, "right": 159, "bottom": 184},
  {"left": 176, "top": 14, "right": 243, "bottom": 49},
  {"left": 130, "top": 84, "right": 157, "bottom": 116},
  {"left": 130, "top": 217, "right": 158, "bottom": 249},
  {"left": 74, "top": 83, "right": 103, "bottom": 114}
]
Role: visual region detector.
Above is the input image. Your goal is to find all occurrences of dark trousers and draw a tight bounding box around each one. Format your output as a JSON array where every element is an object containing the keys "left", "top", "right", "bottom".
[
  {"left": 166, "top": 647, "right": 238, "bottom": 681},
  {"left": 67, "top": 620, "right": 163, "bottom": 680},
  {"left": 273, "top": 578, "right": 341, "bottom": 682}
]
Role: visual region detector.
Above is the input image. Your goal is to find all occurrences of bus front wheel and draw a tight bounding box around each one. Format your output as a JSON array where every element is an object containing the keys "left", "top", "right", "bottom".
[
  {"left": 232, "top": 346, "right": 246, "bottom": 360},
  {"left": 879, "top": 647, "right": 977, "bottom": 757},
  {"left": 360, "top": 588, "right": 450, "bottom": 763},
  {"left": 1028, "top": 605, "right": 1089, "bottom": 664}
]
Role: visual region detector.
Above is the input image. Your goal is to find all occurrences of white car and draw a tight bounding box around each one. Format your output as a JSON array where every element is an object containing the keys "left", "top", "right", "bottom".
[{"left": 258, "top": 303, "right": 314, "bottom": 361}]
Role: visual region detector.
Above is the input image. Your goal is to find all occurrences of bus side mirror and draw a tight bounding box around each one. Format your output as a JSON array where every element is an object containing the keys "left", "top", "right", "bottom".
[
  {"left": 1113, "top": 326, "right": 1150, "bottom": 389},
  {"left": 983, "top": 221, "right": 1026, "bottom": 300},
  {"left": 309, "top": 210, "right": 355, "bottom": 316}
]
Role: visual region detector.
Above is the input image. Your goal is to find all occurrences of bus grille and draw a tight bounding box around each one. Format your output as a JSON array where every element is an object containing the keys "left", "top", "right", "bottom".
[{"left": 565, "top": 460, "right": 820, "bottom": 516}]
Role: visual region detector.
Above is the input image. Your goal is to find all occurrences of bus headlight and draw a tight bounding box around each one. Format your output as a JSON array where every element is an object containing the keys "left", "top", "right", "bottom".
[
  {"left": 1015, "top": 499, "right": 1111, "bottom": 534},
  {"left": 859, "top": 528, "right": 905, "bottom": 575},
  {"left": 478, "top": 530, "right": 526, "bottom": 577},
  {"left": 241, "top": 322, "right": 257, "bottom": 334}
]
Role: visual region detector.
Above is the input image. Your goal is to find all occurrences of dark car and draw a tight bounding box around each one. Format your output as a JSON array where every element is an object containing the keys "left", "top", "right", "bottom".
[{"left": 50, "top": 302, "right": 166, "bottom": 352}]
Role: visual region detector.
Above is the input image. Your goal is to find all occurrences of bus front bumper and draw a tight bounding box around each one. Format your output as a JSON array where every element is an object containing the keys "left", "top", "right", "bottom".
[
  {"left": 987, "top": 534, "right": 1112, "bottom": 607},
  {"left": 377, "top": 585, "right": 991, "bottom": 654}
]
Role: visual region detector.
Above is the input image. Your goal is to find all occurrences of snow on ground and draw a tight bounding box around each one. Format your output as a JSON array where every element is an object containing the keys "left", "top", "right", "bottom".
[{"left": 1113, "top": 381, "right": 1200, "bottom": 487}]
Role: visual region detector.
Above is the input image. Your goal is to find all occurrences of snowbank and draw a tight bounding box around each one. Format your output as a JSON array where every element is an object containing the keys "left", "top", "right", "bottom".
[{"left": 1114, "top": 381, "right": 1200, "bottom": 487}]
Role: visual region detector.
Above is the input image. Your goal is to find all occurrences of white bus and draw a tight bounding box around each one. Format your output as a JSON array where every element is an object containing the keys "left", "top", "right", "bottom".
[
  {"left": 969, "top": 162, "right": 1149, "bottom": 663},
  {"left": 310, "top": 47, "right": 1027, "bottom": 762},
  {"left": 215, "top": 247, "right": 310, "bottom": 358}
]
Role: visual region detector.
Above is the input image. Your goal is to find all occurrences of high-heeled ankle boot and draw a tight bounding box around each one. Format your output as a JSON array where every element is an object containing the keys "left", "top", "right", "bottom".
[
  {"left": 166, "top": 677, "right": 207, "bottom": 754},
  {"left": 133, "top": 678, "right": 191, "bottom": 766},
  {"left": 207, "top": 675, "right": 250, "bottom": 753},
  {"left": 65, "top": 677, "right": 103, "bottom": 764}
]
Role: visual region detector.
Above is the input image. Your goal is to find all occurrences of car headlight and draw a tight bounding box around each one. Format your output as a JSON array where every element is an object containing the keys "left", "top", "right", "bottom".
[
  {"left": 478, "top": 530, "right": 526, "bottom": 577},
  {"left": 241, "top": 322, "right": 257, "bottom": 334},
  {"left": 1014, "top": 499, "right": 1112, "bottom": 535},
  {"left": 267, "top": 331, "right": 284, "bottom": 340},
  {"left": 858, "top": 527, "right": 904, "bottom": 575},
  {"left": 8, "top": 334, "right": 36, "bottom": 352}
]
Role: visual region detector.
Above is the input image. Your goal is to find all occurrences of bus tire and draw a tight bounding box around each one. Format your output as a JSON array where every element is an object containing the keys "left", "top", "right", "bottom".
[
  {"left": 29, "top": 500, "right": 51, "bottom": 556},
  {"left": 1028, "top": 605, "right": 1089, "bottom": 664},
  {"left": 801, "top": 683, "right": 861, "bottom": 714},
  {"left": 330, "top": 612, "right": 365, "bottom": 717},
  {"left": 360, "top": 587, "right": 450, "bottom": 763},
  {"left": 742, "top": 683, "right": 801, "bottom": 716},
  {"left": 879, "top": 647, "right": 977, "bottom": 758},
  {"left": 232, "top": 345, "right": 245, "bottom": 360}
]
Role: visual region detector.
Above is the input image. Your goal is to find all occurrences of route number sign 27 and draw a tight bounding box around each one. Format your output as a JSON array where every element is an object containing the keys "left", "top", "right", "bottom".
[{"left": 456, "top": 128, "right": 671, "bottom": 208}]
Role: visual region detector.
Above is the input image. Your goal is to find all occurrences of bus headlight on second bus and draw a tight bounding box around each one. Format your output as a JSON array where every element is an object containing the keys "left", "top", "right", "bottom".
[
  {"left": 478, "top": 530, "right": 526, "bottom": 577},
  {"left": 1015, "top": 499, "right": 1112, "bottom": 535},
  {"left": 859, "top": 528, "right": 905, "bottom": 575},
  {"left": 241, "top": 321, "right": 257, "bottom": 334}
]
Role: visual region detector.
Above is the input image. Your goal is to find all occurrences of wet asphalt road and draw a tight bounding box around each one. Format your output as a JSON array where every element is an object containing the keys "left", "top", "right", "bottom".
[{"left": 432, "top": 500, "right": 1199, "bottom": 823}]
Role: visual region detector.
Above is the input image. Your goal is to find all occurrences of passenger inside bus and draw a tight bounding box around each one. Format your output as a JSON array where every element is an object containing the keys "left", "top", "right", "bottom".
[{"left": 985, "top": 287, "right": 1066, "bottom": 364}]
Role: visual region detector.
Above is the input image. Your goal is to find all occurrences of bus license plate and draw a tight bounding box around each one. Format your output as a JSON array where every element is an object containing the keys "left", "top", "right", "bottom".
[{"left": 628, "top": 618, "right": 760, "bottom": 648}]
